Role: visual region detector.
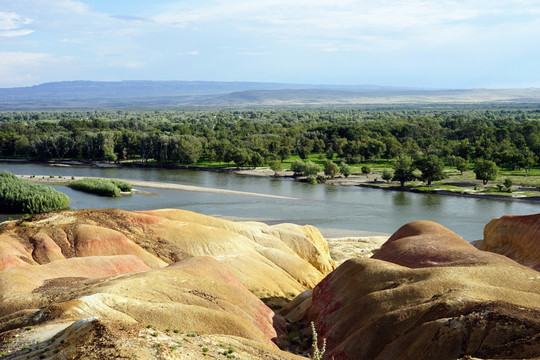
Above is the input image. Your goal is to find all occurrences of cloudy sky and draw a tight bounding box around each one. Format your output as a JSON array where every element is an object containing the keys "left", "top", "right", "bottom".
[{"left": 1, "top": 0, "right": 540, "bottom": 88}]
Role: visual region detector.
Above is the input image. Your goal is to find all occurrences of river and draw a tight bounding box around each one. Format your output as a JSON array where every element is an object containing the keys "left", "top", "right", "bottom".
[{"left": 1, "top": 162, "right": 538, "bottom": 241}]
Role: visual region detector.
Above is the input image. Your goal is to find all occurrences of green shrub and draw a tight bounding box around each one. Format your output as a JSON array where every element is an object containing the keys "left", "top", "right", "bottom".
[
  {"left": 109, "top": 179, "right": 132, "bottom": 192},
  {"left": 382, "top": 169, "right": 393, "bottom": 183},
  {"left": 503, "top": 178, "right": 513, "bottom": 192},
  {"left": 0, "top": 171, "right": 70, "bottom": 214},
  {"left": 361, "top": 166, "right": 371, "bottom": 177},
  {"left": 68, "top": 178, "right": 130, "bottom": 197},
  {"left": 340, "top": 162, "right": 351, "bottom": 178},
  {"left": 304, "top": 161, "right": 321, "bottom": 176},
  {"left": 306, "top": 175, "right": 318, "bottom": 185},
  {"left": 290, "top": 159, "right": 306, "bottom": 175}
]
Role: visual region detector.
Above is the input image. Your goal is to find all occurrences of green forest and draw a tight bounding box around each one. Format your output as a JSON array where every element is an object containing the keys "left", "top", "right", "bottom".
[{"left": 1, "top": 106, "right": 539, "bottom": 177}]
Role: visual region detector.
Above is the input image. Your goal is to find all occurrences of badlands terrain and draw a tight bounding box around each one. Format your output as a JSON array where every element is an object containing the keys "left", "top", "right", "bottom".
[{"left": 0, "top": 209, "right": 539, "bottom": 359}]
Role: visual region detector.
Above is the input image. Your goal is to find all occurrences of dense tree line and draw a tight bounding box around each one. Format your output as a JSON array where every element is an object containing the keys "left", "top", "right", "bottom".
[
  {"left": 0, "top": 171, "right": 70, "bottom": 213},
  {"left": 1, "top": 107, "right": 540, "bottom": 171}
]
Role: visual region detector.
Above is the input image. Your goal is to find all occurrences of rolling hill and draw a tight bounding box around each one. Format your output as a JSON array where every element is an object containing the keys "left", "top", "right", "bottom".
[{"left": 0, "top": 80, "right": 539, "bottom": 109}]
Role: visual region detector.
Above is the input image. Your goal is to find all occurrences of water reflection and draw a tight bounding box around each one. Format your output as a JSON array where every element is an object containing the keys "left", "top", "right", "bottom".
[
  {"left": 392, "top": 192, "right": 410, "bottom": 206},
  {"left": 421, "top": 194, "right": 442, "bottom": 208}
]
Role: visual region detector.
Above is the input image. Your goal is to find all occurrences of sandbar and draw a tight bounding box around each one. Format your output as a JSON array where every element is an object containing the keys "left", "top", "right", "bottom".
[{"left": 17, "top": 174, "right": 299, "bottom": 200}]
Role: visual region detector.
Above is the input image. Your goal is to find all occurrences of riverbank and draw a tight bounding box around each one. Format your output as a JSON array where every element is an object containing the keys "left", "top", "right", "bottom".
[
  {"left": 357, "top": 182, "right": 540, "bottom": 203},
  {"left": 238, "top": 167, "right": 540, "bottom": 203},
  {"left": 5, "top": 158, "right": 540, "bottom": 203}
]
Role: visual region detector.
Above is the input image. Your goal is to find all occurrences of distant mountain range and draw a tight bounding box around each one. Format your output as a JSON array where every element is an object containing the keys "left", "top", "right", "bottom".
[{"left": 0, "top": 80, "right": 539, "bottom": 110}]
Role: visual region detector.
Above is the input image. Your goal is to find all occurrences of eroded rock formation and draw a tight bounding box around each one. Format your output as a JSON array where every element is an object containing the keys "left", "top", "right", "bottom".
[
  {"left": 0, "top": 208, "right": 335, "bottom": 298},
  {"left": 0, "top": 209, "right": 333, "bottom": 359},
  {"left": 480, "top": 213, "right": 540, "bottom": 271},
  {"left": 282, "top": 220, "right": 540, "bottom": 360},
  {"left": 3, "top": 210, "right": 540, "bottom": 359}
]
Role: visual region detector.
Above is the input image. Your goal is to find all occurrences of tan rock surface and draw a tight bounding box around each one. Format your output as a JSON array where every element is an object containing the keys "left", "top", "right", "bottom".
[
  {"left": 0, "top": 208, "right": 333, "bottom": 359},
  {"left": 283, "top": 221, "right": 540, "bottom": 360},
  {"left": 0, "top": 254, "right": 306, "bottom": 359},
  {"left": 0, "top": 208, "right": 335, "bottom": 298},
  {"left": 0, "top": 318, "right": 306, "bottom": 360},
  {"left": 480, "top": 213, "right": 540, "bottom": 271},
  {"left": 372, "top": 220, "right": 516, "bottom": 268},
  {"left": 326, "top": 236, "right": 388, "bottom": 265}
]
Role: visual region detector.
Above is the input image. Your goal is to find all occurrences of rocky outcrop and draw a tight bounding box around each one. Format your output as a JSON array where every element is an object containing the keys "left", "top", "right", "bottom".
[
  {"left": 0, "top": 208, "right": 335, "bottom": 359},
  {"left": 0, "top": 317, "right": 306, "bottom": 360},
  {"left": 0, "top": 208, "right": 335, "bottom": 298},
  {"left": 480, "top": 213, "right": 540, "bottom": 271},
  {"left": 282, "top": 221, "right": 540, "bottom": 360},
  {"left": 0, "top": 256, "right": 306, "bottom": 359},
  {"left": 371, "top": 220, "right": 517, "bottom": 268},
  {"left": 0, "top": 256, "right": 279, "bottom": 343}
]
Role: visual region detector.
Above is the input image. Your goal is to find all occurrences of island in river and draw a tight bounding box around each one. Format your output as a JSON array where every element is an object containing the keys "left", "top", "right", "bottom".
[
  {"left": 3, "top": 160, "right": 540, "bottom": 241},
  {"left": 13, "top": 158, "right": 540, "bottom": 203}
]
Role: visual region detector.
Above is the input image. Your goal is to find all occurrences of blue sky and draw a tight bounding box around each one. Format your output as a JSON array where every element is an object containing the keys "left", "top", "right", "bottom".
[{"left": 1, "top": 0, "right": 540, "bottom": 88}]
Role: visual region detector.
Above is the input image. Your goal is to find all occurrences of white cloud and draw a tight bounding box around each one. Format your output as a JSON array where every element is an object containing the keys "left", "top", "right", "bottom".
[
  {"left": 1, "top": 0, "right": 539, "bottom": 87},
  {"left": 152, "top": 0, "right": 540, "bottom": 51},
  {"left": 0, "top": 11, "right": 31, "bottom": 30},
  {"left": 1, "top": 1, "right": 132, "bottom": 37},
  {"left": 0, "top": 29, "right": 34, "bottom": 37},
  {"left": 0, "top": 11, "right": 32, "bottom": 37},
  {"left": 0, "top": 52, "right": 72, "bottom": 86}
]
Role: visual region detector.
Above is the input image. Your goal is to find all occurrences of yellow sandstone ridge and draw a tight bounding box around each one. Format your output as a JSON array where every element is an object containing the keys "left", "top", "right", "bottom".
[
  {"left": 0, "top": 208, "right": 334, "bottom": 359},
  {"left": 480, "top": 213, "right": 540, "bottom": 271}
]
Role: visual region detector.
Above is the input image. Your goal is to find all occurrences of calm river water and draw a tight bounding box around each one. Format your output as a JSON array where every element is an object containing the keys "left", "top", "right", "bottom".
[{"left": 1, "top": 162, "right": 539, "bottom": 241}]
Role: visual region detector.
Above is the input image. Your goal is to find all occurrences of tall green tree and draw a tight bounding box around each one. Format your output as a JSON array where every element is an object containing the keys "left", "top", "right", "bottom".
[
  {"left": 474, "top": 159, "right": 499, "bottom": 185},
  {"left": 324, "top": 160, "right": 339, "bottom": 178},
  {"left": 454, "top": 157, "right": 468, "bottom": 175},
  {"left": 415, "top": 154, "right": 445, "bottom": 186},
  {"left": 392, "top": 154, "right": 416, "bottom": 187},
  {"left": 340, "top": 162, "right": 351, "bottom": 178},
  {"left": 97, "top": 131, "right": 117, "bottom": 162},
  {"left": 232, "top": 148, "right": 250, "bottom": 168},
  {"left": 249, "top": 151, "right": 264, "bottom": 168},
  {"left": 296, "top": 136, "right": 314, "bottom": 160},
  {"left": 268, "top": 160, "right": 282, "bottom": 176}
]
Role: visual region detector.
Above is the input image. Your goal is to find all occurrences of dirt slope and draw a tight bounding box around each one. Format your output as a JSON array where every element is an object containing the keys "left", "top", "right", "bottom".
[{"left": 282, "top": 221, "right": 540, "bottom": 360}]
